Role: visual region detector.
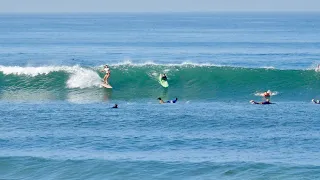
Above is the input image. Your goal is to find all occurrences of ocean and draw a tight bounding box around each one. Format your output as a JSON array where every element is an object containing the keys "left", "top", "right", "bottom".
[{"left": 0, "top": 13, "right": 320, "bottom": 179}]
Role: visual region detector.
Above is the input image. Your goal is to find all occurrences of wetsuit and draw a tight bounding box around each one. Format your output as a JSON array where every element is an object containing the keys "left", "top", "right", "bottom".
[
  {"left": 251, "top": 100, "right": 272, "bottom": 104},
  {"left": 161, "top": 76, "right": 167, "bottom": 81},
  {"left": 261, "top": 101, "right": 271, "bottom": 104},
  {"left": 166, "top": 98, "right": 178, "bottom": 103}
]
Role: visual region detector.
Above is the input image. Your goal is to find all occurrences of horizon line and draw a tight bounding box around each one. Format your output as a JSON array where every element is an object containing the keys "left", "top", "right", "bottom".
[{"left": 0, "top": 10, "right": 320, "bottom": 14}]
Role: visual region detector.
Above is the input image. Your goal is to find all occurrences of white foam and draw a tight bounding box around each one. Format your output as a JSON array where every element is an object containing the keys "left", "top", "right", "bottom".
[
  {"left": 99, "top": 60, "right": 285, "bottom": 69},
  {"left": 0, "top": 65, "right": 101, "bottom": 89},
  {"left": 254, "top": 90, "right": 278, "bottom": 96},
  {"left": 307, "top": 63, "right": 320, "bottom": 71},
  {"left": 107, "top": 60, "right": 224, "bottom": 67},
  {"left": 66, "top": 68, "right": 101, "bottom": 89},
  {"left": 151, "top": 72, "right": 158, "bottom": 76},
  {"left": 0, "top": 65, "right": 84, "bottom": 76},
  {"left": 262, "top": 66, "right": 275, "bottom": 69},
  {"left": 0, "top": 65, "right": 66, "bottom": 76}
]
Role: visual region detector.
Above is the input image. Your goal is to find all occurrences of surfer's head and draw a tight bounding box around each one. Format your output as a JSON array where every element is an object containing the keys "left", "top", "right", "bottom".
[
  {"left": 104, "top": 64, "right": 108, "bottom": 68},
  {"left": 157, "top": 97, "right": 162, "bottom": 100}
]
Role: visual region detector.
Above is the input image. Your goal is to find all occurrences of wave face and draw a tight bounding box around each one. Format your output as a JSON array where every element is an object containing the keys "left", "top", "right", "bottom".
[{"left": 1, "top": 64, "right": 320, "bottom": 101}]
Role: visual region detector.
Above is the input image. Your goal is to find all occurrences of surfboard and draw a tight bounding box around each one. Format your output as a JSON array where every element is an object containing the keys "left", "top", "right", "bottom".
[
  {"left": 250, "top": 100, "right": 259, "bottom": 104},
  {"left": 159, "top": 74, "right": 169, "bottom": 88},
  {"left": 250, "top": 100, "right": 273, "bottom": 105},
  {"left": 101, "top": 82, "right": 112, "bottom": 89}
]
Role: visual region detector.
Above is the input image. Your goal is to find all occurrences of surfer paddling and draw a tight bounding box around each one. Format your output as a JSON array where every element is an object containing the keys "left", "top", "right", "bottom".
[
  {"left": 250, "top": 99, "right": 273, "bottom": 105},
  {"left": 263, "top": 91, "right": 271, "bottom": 101},
  {"left": 101, "top": 65, "right": 111, "bottom": 84},
  {"left": 158, "top": 97, "right": 178, "bottom": 104}
]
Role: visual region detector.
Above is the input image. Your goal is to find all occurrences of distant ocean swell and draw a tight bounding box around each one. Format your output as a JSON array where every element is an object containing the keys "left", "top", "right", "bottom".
[
  {"left": 0, "top": 157, "right": 319, "bottom": 179},
  {"left": 1, "top": 63, "right": 320, "bottom": 101}
]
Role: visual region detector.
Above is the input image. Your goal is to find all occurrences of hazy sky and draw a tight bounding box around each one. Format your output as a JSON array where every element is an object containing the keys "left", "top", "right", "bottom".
[{"left": 0, "top": 0, "right": 319, "bottom": 13}]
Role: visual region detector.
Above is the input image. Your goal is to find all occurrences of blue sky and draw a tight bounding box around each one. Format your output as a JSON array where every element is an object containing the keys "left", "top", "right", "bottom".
[{"left": 0, "top": 0, "right": 319, "bottom": 13}]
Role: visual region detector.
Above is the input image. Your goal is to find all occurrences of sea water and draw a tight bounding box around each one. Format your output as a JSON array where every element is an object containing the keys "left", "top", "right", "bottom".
[{"left": 0, "top": 13, "right": 320, "bottom": 179}]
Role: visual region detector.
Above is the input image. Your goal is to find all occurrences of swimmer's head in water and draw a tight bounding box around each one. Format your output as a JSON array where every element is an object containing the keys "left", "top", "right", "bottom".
[{"left": 158, "top": 97, "right": 162, "bottom": 100}]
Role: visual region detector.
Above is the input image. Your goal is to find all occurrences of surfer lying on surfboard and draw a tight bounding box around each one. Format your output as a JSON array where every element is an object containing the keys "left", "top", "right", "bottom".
[
  {"left": 250, "top": 99, "right": 274, "bottom": 104},
  {"left": 101, "top": 65, "right": 111, "bottom": 84},
  {"left": 158, "top": 97, "right": 178, "bottom": 104},
  {"left": 250, "top": 99, "right": 273, "bottom": 105}
]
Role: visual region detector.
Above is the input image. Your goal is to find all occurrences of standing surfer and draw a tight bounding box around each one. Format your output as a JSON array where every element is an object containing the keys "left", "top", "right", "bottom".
[
  {"left": 161, "top": 74, "right": 168, "bottom": 81},
  {"left": 159, "top": 73, "right": 169, "bottom": 87},
  {"left": 101, "top": 65, "right": 111, "bottom": 84}
]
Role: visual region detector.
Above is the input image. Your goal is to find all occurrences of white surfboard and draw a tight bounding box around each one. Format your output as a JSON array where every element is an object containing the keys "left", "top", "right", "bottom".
[{"left": 101, "top": 82, "right": 112, "bottom": 89}]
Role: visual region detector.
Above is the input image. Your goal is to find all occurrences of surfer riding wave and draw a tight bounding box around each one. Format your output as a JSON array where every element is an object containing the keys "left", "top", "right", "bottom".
[{"left": 101, "top": 65, "right": 110, "bottom": 84}]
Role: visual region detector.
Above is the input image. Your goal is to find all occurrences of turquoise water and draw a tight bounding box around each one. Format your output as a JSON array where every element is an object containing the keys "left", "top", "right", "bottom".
[{"left": 1, "top": 13, "right": 320, "bottom": 179}]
